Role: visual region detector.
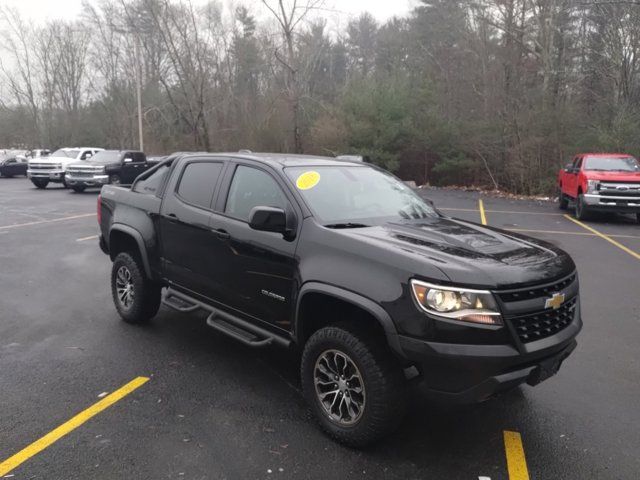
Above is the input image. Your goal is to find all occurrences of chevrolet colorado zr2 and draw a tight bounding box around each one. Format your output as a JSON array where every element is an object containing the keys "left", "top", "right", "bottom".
[{"left": 98, "top": 152, "right": 582, "bottom": 446}]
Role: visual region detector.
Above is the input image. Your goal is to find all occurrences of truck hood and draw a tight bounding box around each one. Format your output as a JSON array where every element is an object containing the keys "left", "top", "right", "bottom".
[
  {"left": 29, "top": 155, "right": 79, "bottom": 165},
  {"left": 336, "top": 217, "right": 574, "bottom": 289},
  {"left": 583, "top": 171, "right": 640, "bottom": 182}
]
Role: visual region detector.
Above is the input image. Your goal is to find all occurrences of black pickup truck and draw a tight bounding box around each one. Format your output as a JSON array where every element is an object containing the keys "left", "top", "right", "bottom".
[
  {"left": 66, "top": 150, "right": 157, "bottom": 192},
  {"left": 98, "top": 152, "right": 582, "bottom": 446}
]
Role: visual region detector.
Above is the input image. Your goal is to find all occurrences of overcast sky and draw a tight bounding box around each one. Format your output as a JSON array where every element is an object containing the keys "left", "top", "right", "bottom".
[{"left": 3, "top": 0, "right": 416, "bottom": 24}]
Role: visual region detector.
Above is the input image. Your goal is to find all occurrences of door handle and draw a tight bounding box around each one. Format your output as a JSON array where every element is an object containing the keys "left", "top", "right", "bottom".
[{"left": 214, "top": 229, "right": 230, "bottom": 240}]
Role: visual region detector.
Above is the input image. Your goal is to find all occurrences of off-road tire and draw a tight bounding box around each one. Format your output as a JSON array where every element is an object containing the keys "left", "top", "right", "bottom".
[
  {"left": 575, "top": 193, "right": 590, "bottom": 221},
  {"left": 71, "top": 186, "right": 86, "bottom": 193},
  {"left": 558, "top": 190, "right": 568, "bottom": 210},
  {"left": 301, "top": 324, "right": 407, "bottom": 447},
  {"left": 109, "top": 174, "right": 121, "bottom": 185},
  {"left": 111, "top": 252, "right": 161, "bottom": 324},
  {"left": 31, "top": 179, "right": 49, "bottom": 189}
]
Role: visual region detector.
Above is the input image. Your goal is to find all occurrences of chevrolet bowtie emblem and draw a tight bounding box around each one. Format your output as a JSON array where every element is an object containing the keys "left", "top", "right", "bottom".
[{"left": 545, "top": 292, "right": 565, "bottom": 310}]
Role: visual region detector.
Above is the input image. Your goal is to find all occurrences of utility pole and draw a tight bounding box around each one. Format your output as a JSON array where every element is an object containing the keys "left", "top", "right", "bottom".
[{"left": 134, "top": 34, "right": 144, "bottom": 151}]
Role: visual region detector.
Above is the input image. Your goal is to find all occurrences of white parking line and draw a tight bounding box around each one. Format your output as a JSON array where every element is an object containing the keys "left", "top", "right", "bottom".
[
  {"left": 0, "top": 213, "right": 94, "bottom": 231},
  {"left": 76, "top": 235, "right": 99, "bottom": 242}
]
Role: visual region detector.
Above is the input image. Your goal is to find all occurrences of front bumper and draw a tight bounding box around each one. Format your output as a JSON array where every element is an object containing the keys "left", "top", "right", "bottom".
[
  {"left": 27, "top": 169, "right": 65, "bottom": 182},
  {"left": 583, "top": 194, "right": 640, "bottom": 213},
  {"left": 399, "top": 310, "right": 582, "bottom": 404},
  {"left": 66, "top": 174, "right": 109, "bottom": 187}
]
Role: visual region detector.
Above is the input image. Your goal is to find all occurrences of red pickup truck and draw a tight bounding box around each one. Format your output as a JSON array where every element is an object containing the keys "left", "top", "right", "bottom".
[{"left": 558, "top": 153, "right": 640, "bottom": 222}]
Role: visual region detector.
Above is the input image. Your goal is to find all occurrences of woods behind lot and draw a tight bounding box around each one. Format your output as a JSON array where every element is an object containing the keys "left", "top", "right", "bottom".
[{"left": 1, "top": 0, "right": 639, "bottom": 194}]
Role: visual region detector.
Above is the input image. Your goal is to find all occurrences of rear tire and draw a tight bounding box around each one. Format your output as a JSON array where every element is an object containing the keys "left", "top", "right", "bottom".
[
  {"left": 636, "top": 213, "right": 640, "bottom": 224},
  {"left": 31, "top": 179, "right": 49, "bottom": 189},
  {"left": 111, "top": 252, "right": 161, "bottom": 324},
  {"left": 558, "top": 190, "right": 568, "bottom": 210},
  {"left": 71, "top": 186, "right": 86, "bottom": 193},
  {"left": 301, "top": 324, "right": 407, "bottom": 447},
  {"left": 575, "top": 194, "right": 590, "bottom": 221}
]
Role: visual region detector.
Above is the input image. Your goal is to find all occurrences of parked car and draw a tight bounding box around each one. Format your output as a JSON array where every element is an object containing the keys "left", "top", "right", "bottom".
[
  {"left": 98, "top": 152, "right": 581, "bottom": 446},
  {"left": 558, "top": 153, "right": 640, "bottom": 222},
  {"left": 27, "top": 147, "right": 103, "bottom": 189},
  {"left": 66, "top": 150, "right": 158, "bottom": 192},
  {"left": 0, "top": 154, "right": 28, "bottom": 177}
]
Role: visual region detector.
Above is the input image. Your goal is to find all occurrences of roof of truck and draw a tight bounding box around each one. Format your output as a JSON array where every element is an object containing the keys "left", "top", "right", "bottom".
[{"left": 203, "top": 152, "right": 367, "bottom": 168}]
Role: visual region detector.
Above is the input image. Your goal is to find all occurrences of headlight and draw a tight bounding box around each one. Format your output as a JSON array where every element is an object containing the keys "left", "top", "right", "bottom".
[
  {"left": 410, "top": 280, "right": 503, "bottom": 325},
  {"left": 586, "top": 180, "right": 600, "bottom": 193}
]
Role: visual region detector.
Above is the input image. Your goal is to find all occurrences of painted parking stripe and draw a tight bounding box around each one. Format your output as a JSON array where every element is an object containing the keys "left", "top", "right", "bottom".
[
  {"left": 504, "top": 431, "right": 530, "bottom": 480},
  {"left": 506, "top": 228, "right": 640, "bottom": 240},
  {"left": 440, "top": 207, "right": 564, "bottom": 216},
  {"left": 478, "top": 199, "right": 488, "bottom": 225},
  {"left": 0, "top": 376, "right": 149, "bottom": 476},
  {"left": 76, "top": 235, "right": 99, "bottom": 242},
  {"left": 0, "top": 213, "right": 94, "bottom": 231},
  {"left": 564, "top": 215, "right": 640, "bottom": 260}
]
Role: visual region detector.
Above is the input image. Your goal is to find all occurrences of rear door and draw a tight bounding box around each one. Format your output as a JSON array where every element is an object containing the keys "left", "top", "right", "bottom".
[
  {"left": 207, "top": 162, "right": 300, "bottom": 330},
  {"left": 158, "top": 157, "right": 227, "bottom": 299}
]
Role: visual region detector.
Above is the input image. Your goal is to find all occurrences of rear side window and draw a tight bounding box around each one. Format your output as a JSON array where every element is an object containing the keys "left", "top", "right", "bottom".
[
  {"left": 224, "top": 165, "right": 287, "bottom": 221},
  {"left": 134, "top": 164, "right": 170, "bottom": 194},
  {"left": 176, "top": 162, "right": 224, "bottom": 209}
]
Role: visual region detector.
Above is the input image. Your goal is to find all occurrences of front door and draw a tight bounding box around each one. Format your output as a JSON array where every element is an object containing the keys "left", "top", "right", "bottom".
[
  {"left": 158, "top": 158, "right": 226, "bottom": 299},
  {"left": 121, "top": 152, "right": 147, "bottom": 184},
  {"left": 209, "top": 163, "right": 299, "bottom": 330}
]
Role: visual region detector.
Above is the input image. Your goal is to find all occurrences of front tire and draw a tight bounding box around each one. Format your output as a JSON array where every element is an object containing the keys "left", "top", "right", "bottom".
[
  {"left": 111, "top": 252, "right": 161, "bottom": 324},
  {"left": 575, "top": 194, "right": 591, "bottom": 221},
  {"left": 301, "top": 324, "right": 407, "bottom": 447},
  {"left": 31, "top": 179, "right": 49, "bottom": 189},
  {"left": 109, "top": 174, "right": 121, "bottom": 185}
]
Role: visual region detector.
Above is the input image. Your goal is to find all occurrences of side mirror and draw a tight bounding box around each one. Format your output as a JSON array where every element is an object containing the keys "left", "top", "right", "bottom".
[
  {"left": 564, "top": 164, "right": 574, "bottom": 173},
  {"left": 123, "top": 157, "right": 133, "bottom": 163},
  {"left": 249, "top": 206, "right": 288, "bottom": 235}
]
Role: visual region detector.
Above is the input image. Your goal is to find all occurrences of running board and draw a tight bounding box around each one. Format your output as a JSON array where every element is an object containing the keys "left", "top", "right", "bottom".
[{"left": 162, "top": 288, "right": 291, "bottom": 348}]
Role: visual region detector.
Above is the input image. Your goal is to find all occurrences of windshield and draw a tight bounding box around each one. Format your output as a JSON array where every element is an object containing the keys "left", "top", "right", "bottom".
[
  {"left": 51, "top": 149, "right": 81, "bottom": 158},
  {"left": 285, "top": 165, "right": 437, "bottom": 225},
  {"left": 583, "top": 156, "right": 639, "bottom": 172},
  {"left": 90, "top": 151, "right": 122, "bottom": 163}
]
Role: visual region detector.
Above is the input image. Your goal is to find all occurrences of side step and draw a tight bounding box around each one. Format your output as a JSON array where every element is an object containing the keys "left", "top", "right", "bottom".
[{"left": 162, "top": 288, "right": 291, "bottom": 349}]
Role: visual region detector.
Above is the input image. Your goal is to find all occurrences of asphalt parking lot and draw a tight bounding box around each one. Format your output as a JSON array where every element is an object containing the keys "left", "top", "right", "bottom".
[{"left": 1, "top": 177, "right": 639, "bottom": 479}]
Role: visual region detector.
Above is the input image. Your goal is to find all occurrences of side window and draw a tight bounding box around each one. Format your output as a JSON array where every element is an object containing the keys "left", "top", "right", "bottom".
[
  {"left": 224, "top": 165, "right": 287, "bottom": 222},
  {"left": 176, "top": 161, "right": 224, "bottom": 209},
  {"left": 132, "top": 152, "right": 145, "bottom": 163},
  {"left": 133, "top": 164, "right": 170, "bottom": 194},
  {"left": 573, "top": 157, "right": 582, "bottom": 170}
]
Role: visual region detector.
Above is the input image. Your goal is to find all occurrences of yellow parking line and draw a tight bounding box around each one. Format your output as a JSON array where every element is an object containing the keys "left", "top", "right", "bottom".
[
  {"left": 76, "top": 235, "right": 99, "bottom": 242},
  {"left": 564, "top": 215, "right": 640, "bottom": 260},
  {"left": 0, "top": 376, "right": 149, "bottom": 476},
  {"left": 504, "top": 431, "right": 530, "bottom": 480},
  {"left": 440, "top": 207, "right": 564, "bottom": 216},
  {"left": 479, "top": 199, "right": 487, "bottom": 225},
  {"left": 506, "top": 228, "right": 640, "bottom": 240},
  {"left": 0, "top": 213, "right": 94, "bottom": 231}
]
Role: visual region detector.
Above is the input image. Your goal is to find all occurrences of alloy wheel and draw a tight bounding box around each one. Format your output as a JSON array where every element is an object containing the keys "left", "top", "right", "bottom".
[
  {"left": 115, "top": 266, "right": 135, "bottom": 310},
  {"left": 314, "top": 349, "right": 366, "bottom": 425}
]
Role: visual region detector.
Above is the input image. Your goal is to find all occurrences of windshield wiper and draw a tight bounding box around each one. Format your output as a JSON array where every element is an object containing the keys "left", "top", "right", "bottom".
[{"left": 324, "top": 222, "right": 370, "bottom": 229}]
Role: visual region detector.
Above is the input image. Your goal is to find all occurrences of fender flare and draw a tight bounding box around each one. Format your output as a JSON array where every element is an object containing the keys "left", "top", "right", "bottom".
[
  {"left": 295, "top": 282, "right": 406, "bottom": 360},
  {"left": 109, "top": 224, "right": 153, "bottom": 278}
]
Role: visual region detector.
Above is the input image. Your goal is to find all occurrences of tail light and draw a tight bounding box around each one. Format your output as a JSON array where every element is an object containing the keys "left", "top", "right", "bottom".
[{"left": 97, "top": 194, "right": 102, "bottom": 224}]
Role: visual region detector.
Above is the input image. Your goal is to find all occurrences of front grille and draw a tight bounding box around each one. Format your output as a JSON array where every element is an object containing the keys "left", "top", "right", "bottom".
[
  {"left": 496, "top": 274, "right": 576, "bottom": 303},
  {"left": 67, "top": 171, "right": 94, "bottom": 177},
  {"left": 29, "top": 163, "right": 56, "bottom": 170},
  {"left": 509, "top": 297, "right": 577, "bottom": 343},
  {"left": 599, "top": 182, "right": 640, "bottom": 197}
]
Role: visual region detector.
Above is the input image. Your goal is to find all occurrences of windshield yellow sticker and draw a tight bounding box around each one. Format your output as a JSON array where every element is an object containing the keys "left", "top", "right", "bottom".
[{"left": 296, "top": 171, "right": 320, "bottom": 190}]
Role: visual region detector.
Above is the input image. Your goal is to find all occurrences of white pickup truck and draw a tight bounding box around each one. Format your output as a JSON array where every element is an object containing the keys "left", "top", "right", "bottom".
[{"left": 27, "top": 147, "right": 103, "bottom": 189}]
